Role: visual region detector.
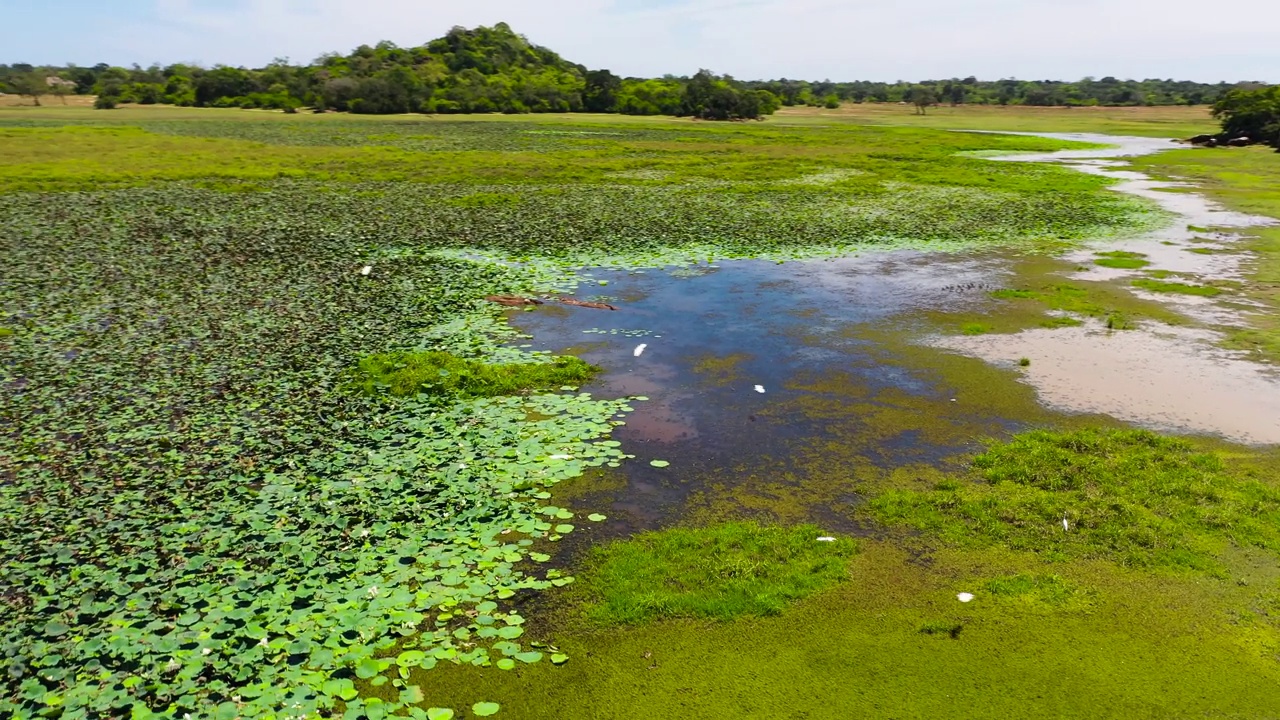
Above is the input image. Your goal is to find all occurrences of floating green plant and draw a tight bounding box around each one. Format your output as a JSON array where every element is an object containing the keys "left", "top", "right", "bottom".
[
  {"left": 568, "top": 522, "right": 857, "bottom": 625},
  {"left": 352, "top": 350, "right": 598, "bottom": 398}
]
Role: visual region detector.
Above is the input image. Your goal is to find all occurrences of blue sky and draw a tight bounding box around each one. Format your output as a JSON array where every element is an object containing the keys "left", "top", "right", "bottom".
[{"left": 5, "top": 0, "right": 1278, "bottom": 82}]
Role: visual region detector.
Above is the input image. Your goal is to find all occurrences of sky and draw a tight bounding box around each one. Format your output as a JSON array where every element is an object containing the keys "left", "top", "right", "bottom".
[{"left": 4, "top": 0, "right": 1279, "bottom": 83}]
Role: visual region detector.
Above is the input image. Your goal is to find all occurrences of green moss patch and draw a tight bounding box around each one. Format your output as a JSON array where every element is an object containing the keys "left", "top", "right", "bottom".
[
  {"left": 1093, "top": 250, "right": 1150, "bottom": 269},
  {"left": 412, "top": 541, "right": 1280, "bottom": 718},
  {"left": 984, "top": 573, "right": 1094, "bottom": 612},
  {"left": 1132, "top": 278, "right": 1222, "bottom": 296},
  {"left": 353, "top": 351, "right": 597, "bottom": 398},
  {"left": 570, "top": 522, "right": 857, "bottom": 625},
  {"left": 869, "top": 429, "right": 1280, "bottom": 573}
]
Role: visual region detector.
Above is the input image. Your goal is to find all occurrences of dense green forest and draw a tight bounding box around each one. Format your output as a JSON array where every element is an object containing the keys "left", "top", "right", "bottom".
[{"left": 0, "top": 22, "right": 1269, "bottom": 120}]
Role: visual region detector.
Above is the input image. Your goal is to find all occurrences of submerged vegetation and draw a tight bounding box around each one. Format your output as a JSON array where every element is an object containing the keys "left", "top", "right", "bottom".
[
  {"left": 1132, "top": 277, "right": 1222, "bottom": 296},
  {"left": 353, "top": 351, "right": 598, "bottom": 398},
  {"left": 1093, "top": 250, "right": 1150, "bottom": 269},
  {"left": 569, "top": 523, "right": 856, "bottom": 625}
]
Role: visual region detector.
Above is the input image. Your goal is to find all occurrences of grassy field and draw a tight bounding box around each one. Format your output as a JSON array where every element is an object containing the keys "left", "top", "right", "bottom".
[
  {"left": 776, "top": 102, "right": 1217, "bottom": 138},
  {"left": 0, "top": 93, "right": 96, "bottom": 108},
  {"left": 2, "top": 104, "right": 1278, "bottom": 719}
]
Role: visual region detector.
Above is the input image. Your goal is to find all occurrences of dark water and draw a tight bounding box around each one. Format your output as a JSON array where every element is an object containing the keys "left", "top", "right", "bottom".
[{"left": 510, "top": 250, "right": 1033, "bottom": 537}]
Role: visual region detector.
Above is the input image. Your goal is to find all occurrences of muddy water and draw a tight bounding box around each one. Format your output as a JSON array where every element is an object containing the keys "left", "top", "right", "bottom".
[
  {"left": 515, "top": 132, "right": 1280, "bottom": 533},
  {"left": 934, "top": 321, "right": 1280, "bottom": 444},
  {"left": 950, "top": 133, "right": 1280, "bottom": 441}
]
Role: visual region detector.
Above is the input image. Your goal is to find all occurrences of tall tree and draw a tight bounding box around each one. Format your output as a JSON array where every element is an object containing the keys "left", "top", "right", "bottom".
[
  {"left": 584, "top": 69, "right": 621, "bottom": 113},
  {"left": 1213, "top": 86, "right": 1280, "bottom": 148},
  {"left": 909, "top": 85, "right": 937, "bottom": 114},
  {"left": 11, "top": 72, "right": 48, "bottom": 106}
]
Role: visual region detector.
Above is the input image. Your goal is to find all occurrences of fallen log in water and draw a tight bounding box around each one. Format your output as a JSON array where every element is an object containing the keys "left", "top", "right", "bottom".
[{"left": 559, "top": 298, "right": 618, "bottom": 311}]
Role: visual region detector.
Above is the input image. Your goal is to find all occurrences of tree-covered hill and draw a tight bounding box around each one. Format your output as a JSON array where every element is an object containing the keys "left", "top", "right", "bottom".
[{"left": 0, "top": 22, "right": 1269, "bottom": 120}]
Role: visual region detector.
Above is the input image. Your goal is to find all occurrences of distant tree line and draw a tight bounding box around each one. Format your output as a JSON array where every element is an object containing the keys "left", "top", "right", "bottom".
[
  {"left": 742, "top": 76, "right": 1258, "bottom": 109},
  {"left": 0, "top": 23, "right": 1269, "bottom": 120}
]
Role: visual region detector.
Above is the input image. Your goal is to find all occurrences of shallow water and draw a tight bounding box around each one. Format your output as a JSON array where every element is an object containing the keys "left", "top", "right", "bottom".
[
  {"left": 934, "top": 321, "right": 1280, "bottom": 444},
  {"left": 998, "top": 133, "right": 1276, "bottom": 293},
  {"left": 515, "top": 252, "right": 1023, "bottom": 530},
  {"left": 515, "top": 131, "right": 1280, "bottom": 531}
]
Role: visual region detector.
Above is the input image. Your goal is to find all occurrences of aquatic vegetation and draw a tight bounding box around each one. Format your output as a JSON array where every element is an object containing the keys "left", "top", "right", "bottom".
[
  {"left": 869, "top": 429, "right": 1280, "bottom": 573},
  {"left": 568, "top": 523, "right": 857, "bottom": 625},
  {"left": 413, "top": 539, "right": 1280, "bottom": 718},
  {"left": 1132, "top": 147, "right": 1280, "bottom": 362},
  {"left": 352, "top": 350, "right": 597, "bottom": 398},
  {"left": 0, "top": 111, "right": 1204, "bottom": 717},
  {"left": 918, "top": 620, "right": 965, "bottom": 638},
  {"left": 1132, "top": 278, "right": 1222, "bottom": 296},
  {"left": 982, "top": 275, "right": 1183, "bottom": 332},
  {"left": 1093, "top": 250, "right": 1151, "bottom": 269},
  {"left": 0, "top": 173, "right": 639, "bottom": 717},
  {"left": 983, "top": 573, "right": 1094, "bottom": 612}
]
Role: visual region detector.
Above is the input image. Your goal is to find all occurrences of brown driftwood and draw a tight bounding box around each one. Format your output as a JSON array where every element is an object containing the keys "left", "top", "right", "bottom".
[
  {"left": 559, "top": 297, "right": 618, "bottom": 311},
  {"left": 485, "top": 295, "right": 544, "bottom": 307}
]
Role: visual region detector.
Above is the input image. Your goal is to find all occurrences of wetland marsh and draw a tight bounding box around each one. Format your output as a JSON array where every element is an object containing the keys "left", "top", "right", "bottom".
[{"left": 2, "top": 104, "right": 1279, "bottom": 719}]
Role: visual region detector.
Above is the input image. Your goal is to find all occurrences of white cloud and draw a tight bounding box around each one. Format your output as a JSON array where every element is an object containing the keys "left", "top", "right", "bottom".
[{"left": 34, "top": 0, "right": 1280, "bottom": 81}]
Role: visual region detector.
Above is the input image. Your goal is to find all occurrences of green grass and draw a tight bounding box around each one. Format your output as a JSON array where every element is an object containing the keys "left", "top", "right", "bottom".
[
  {"left": 411, "top": 541, "right": 1280, "bottom": 718},
  {"left": 977, "top": 272, "right": 1182, "bottom": 332},
  {"left": 774, "top": 103, "right": 1217, "bottom": 138},
  {"left": 1132, "top": 146, "right": 1280, "bottom": 362},
  {"left": 1093, "top": 250, "right": 1150, "bottom": 269},
  {"left": 0, "top": 111, "right": 1160, "bottom": 261},
  {"left": 869, "top": 429, "right": 1280, "bottom": 573},
  {"left": 983, "top": 573, "right": 1094, "bottom": 612},
  {"left": 569, "top": 522, "right": 857, "bottom": 625},
  {"left": 1132, "top": 278, "right": 1222, "bottom": 296},
  {"left": 352, "top": 350, "right": 597, "bottom": 398},
  {"left": 961, "top": 322, "right": 990, "bottom": 335}
]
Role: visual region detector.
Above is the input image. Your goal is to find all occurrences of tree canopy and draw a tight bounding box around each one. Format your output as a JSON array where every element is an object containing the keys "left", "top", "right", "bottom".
[
  {"left": 1212, "top": 86, "right": 1280, "bottom": 149},
  {"left": 0, "top": 24, "right": 1269, "bottom": 120}
]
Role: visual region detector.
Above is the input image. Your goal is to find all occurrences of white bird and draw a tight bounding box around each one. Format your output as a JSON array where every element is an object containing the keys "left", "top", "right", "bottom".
[
  {"left": 957, "top": 593, "right": 974, "bottom": 603},
  {"left": 816, "top": 536, "right": 836, "bottom": 542},
  {"left": 360, "top": 265, "right": 373, "bottom": 276},
  {"left": 1062, "top": 516, "right": 1070, "bottom": 532},
  {"left": 754, "top": 385, "right": 766, "bottom": 394},
  {"left": 633, "top": 344, "right": 647, "bottom": 357}
]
